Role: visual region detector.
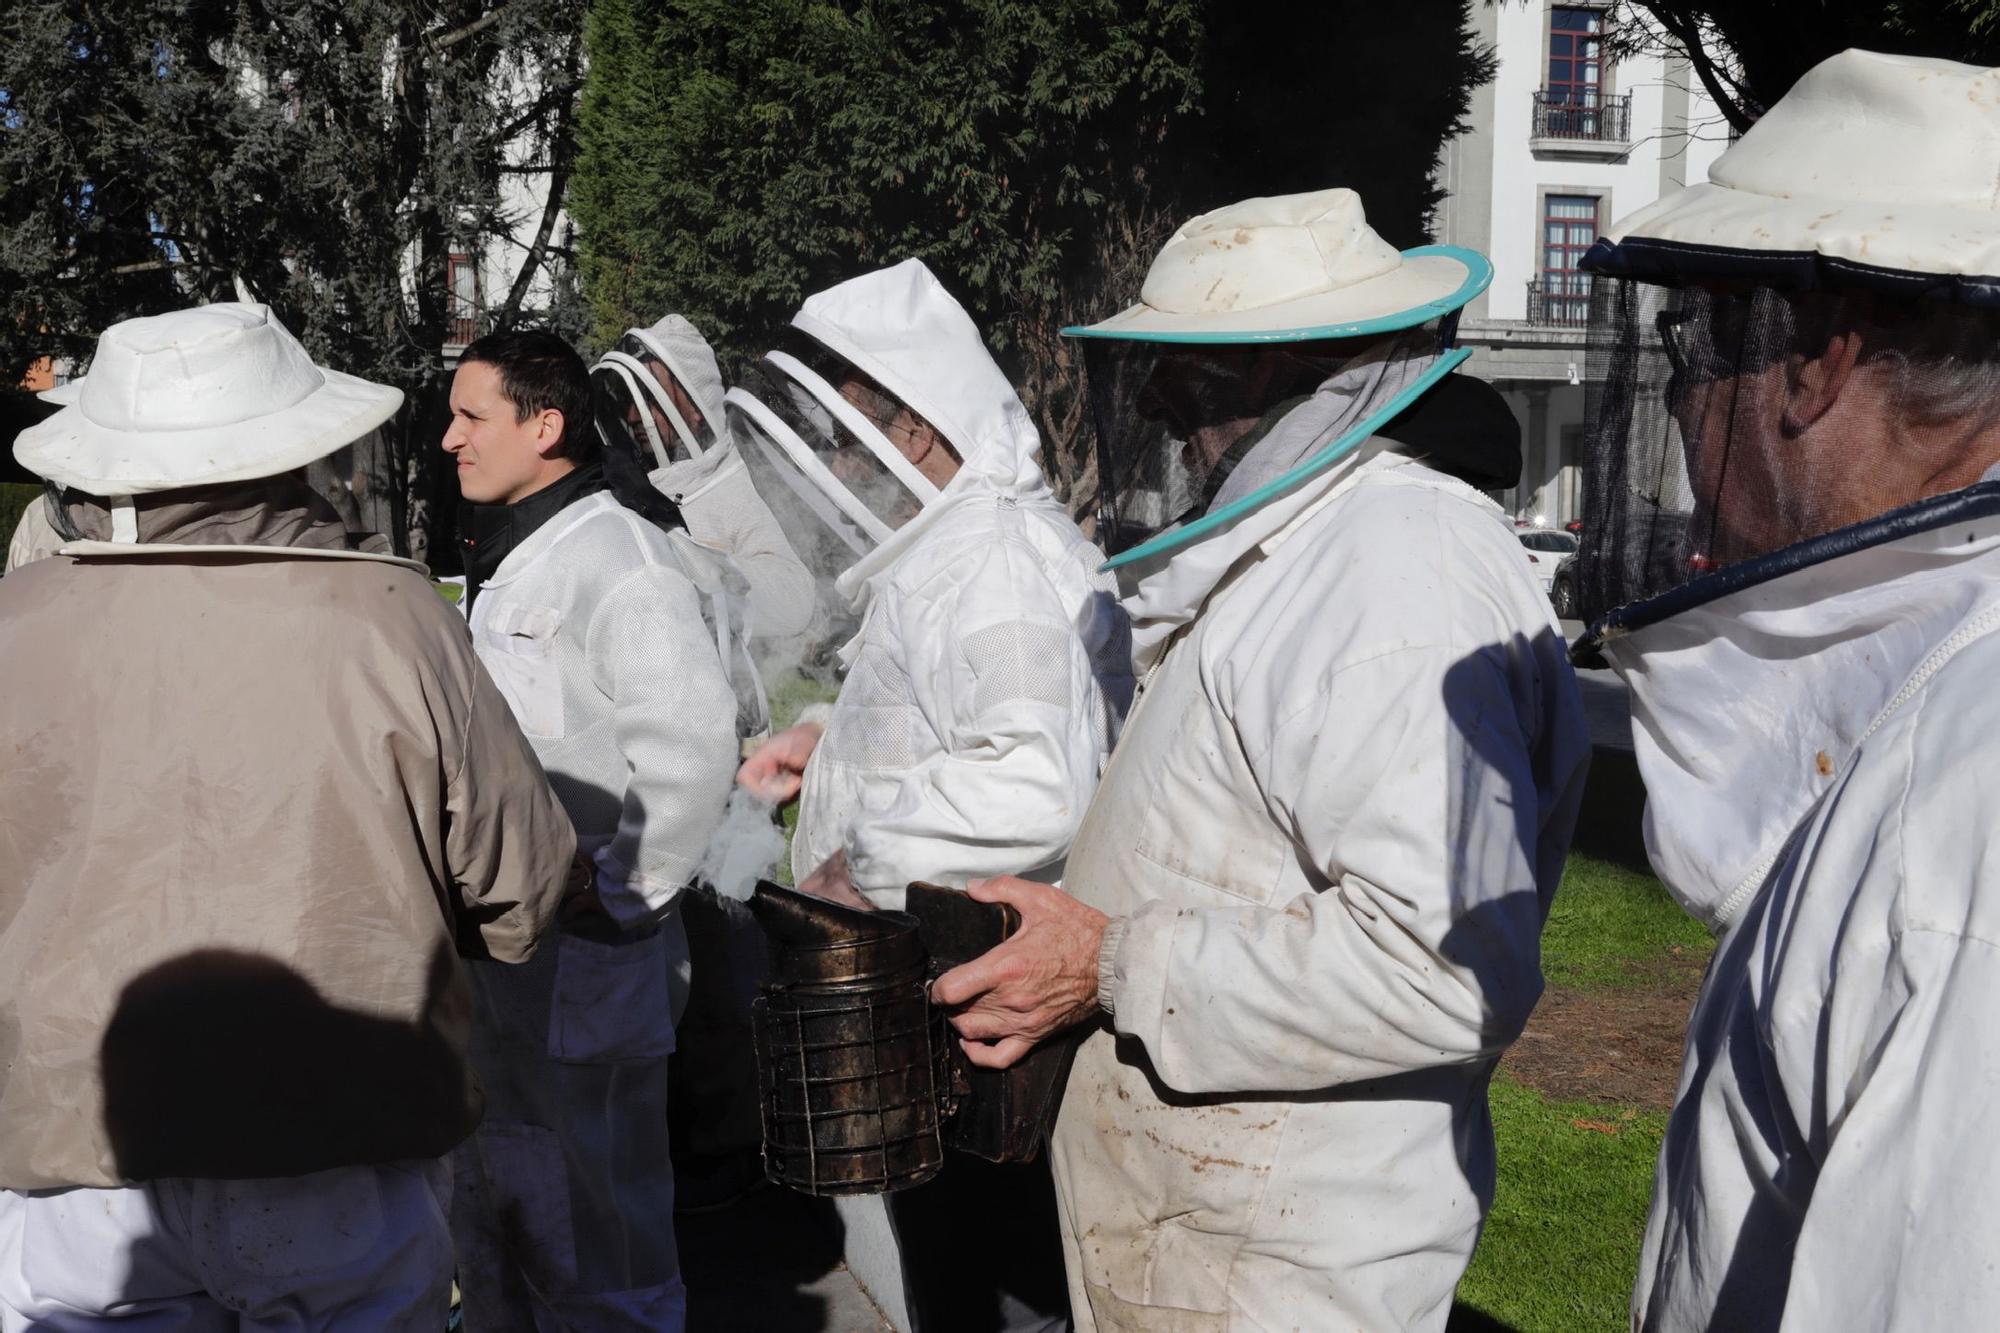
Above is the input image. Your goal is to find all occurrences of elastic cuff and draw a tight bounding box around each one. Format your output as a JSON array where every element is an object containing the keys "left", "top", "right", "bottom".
[
  {"left": 592, "top": 845, "right": 686, "bottom": 929},
  {"left": 795, "top": 702, "right": 834, "bottom": 731},
  {"left": 1096, "top": 916, "right": 1130, "bottom": 1020}
]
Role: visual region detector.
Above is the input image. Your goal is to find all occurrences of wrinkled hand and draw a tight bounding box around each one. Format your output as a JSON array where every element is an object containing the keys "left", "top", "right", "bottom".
[
  {"left": 931, "top": 877, "right": 1108, "bottom": 1070},
  {"left": 798, "top": 849, "right": 872, "bottom": 912},
  {"left": 736, "top": 722, "right": 824, "bottom": 805}
]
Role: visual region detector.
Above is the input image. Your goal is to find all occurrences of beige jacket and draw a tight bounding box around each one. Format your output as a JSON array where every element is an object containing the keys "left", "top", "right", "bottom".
[{"left": 0, "top": 482, "right": 575, "bottom": 1189}]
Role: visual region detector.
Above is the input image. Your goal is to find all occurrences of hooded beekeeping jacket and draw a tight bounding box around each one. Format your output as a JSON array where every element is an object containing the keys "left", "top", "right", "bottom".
[
  {"left": 632, "top": 320, "right": 821, "bottom": 647},
  {"left": 788, "top": 261, "right": 1132, "bottom": 906},
  {"left": 658, "top": 450, "right": 820, "bottom": 647},
  {"left": 1051, "top": 438, "right": 1589, "bottom": 1331},
  {"left": 4, "top": 494, "right": 62, "bottom": 572},
  {"left": 0, "top": 481, "right": 575, "bottom": 1189},
  {"left": 467, "top": 488, "right": 739, "bottom": 929},
  {"left": 1608, "top": 485, "right": 2000, "bottom": 1332}
]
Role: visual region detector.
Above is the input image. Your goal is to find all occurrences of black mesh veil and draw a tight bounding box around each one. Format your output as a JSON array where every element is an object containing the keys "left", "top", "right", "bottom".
[
  {"left": 1577, "top": 277, "right": 2000, "bottom": 624},
  {"left": 1081, "top": 334, "right": 1434, "bottom": 556}
]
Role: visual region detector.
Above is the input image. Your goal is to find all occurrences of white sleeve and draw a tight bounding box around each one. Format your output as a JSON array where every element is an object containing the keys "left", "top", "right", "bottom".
[
  {"left": 1107, "top": 633, "right": 1559, "bottom": 1094},
  {"left": 682, "top": 460, "right": 821, "bottom": 642},
  {"left": 584, "top": 565, "right": 739, "bottom": 927},
  {"left": 1777, "top": 940, "right": 2000, "bottom": 1328},
  {"left": 843, "top": 546, "right": 1103, "bottom": 892},
  {"left": 6, "top": 496, "right": 58, "bottom": 573}
]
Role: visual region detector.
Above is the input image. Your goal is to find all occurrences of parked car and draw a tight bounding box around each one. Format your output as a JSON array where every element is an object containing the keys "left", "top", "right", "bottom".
[
  {"left": 1549, "top": 553, "right": 1579, "bottom": 619},
  {"left": 1516, "top": 528, "right": 1579, "bottom": 609}
]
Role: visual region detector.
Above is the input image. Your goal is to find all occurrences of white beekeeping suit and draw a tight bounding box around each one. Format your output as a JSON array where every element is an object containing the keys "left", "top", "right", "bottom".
[
  {"left": 4, "top": 493, "right": 63, "bottom": 572},
  {"left": 732, "top": 257, "right": 1132, "bottom": 909},
  {"left": 1007, "top": 189, "right": 1590, "bottom": 1331},
  {"left": 1565, "top": 51, "right": 2000, "bottom": 1332},
  {"left": 594, "top": 315, "right": 820, "bottom": 647},
  {"left": 729, "top": 258, "right": 1131, "bottom": 1333}
]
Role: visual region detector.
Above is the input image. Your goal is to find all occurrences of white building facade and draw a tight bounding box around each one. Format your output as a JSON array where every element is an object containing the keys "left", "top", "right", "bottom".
[
  {"left": 442, "top": 163, "right": 570, "bottom": 357},
  {"left": 1435, "top": 2, "right": 1730, "bottom": 528}
]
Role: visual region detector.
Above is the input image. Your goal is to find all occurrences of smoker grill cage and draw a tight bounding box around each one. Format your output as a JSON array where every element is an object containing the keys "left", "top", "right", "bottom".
[{"left": 748, "top": 882, "right": 949, "bottom": 1195}]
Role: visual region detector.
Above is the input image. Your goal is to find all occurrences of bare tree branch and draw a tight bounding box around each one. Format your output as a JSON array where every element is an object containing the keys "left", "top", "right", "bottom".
[
  {"left": 496, "top": 34, "right": 581, "bottom": 328},
  {"left": 424, "top": 2, "right": 513, "bottom": 55}
]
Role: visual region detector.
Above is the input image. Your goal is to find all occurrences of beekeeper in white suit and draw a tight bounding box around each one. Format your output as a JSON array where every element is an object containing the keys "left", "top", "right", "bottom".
[
  {"left": 594, "top": 314, "right": 820, "bottom": 648},
  {"left": 933, "top": 188, "right": 1590, "bottom": 1331},
  {"left": 733, "top": 258, "right": 1131, "bottom": 1330},
  {"left": 593, "top": 315, "right": 817, "bottom": 1206},
  {"left": 443, "top": 330, "right": 740, "bottom": 1333},
  {"left": 735, "top": 258, "right": 1131, "bottom": 906},
  {"left": 1555, "top": 51, "right": 2000, "bottom": 1331}
]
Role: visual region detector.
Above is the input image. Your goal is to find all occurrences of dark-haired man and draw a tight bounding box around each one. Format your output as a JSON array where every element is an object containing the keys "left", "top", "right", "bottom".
[{"left": 444, "top": 330, "right": 739, "bottom": 1332}]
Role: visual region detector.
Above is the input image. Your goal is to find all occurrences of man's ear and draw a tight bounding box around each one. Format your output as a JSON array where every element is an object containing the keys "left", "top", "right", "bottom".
[
  {"left": 535, "top": 408, "right": 567, "bottom": 458},
  {"left": 898, "top": 421, "right": 935, "bottom": 467},
  {"left": 1783, "top": 327, "right": 1865, "bottom": 437}
]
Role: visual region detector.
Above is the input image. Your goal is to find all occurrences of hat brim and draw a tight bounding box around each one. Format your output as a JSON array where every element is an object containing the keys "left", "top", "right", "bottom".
[
  {"left": 14, "top": 369, "right": 403, "bottom": 495},
  {"left": 1064, "top": 246, "right": 1491, "bottom": 343},
  {"left": 1588, "top": 182, "right": 2000, "bottom": 303}
]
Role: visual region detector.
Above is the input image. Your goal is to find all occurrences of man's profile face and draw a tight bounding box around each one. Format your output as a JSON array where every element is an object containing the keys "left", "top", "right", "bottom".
[
  {"left": 1136, "top": 347, "right": 1276, "bottom": 486},
  {"left": 1663, "top": 287, "right": 1821, "bottom": 565},
  {"left": 443, "top": 360, "right": 566, "bottom": 505},
  {"left": 835, "top": 373, "right": 943, "bottom": 466},
  {"left": 644, "top": 360, "right": 707, "bottom": 437},
  {"left": 830, "top": 369, "right": 958, "bottom": 506}
]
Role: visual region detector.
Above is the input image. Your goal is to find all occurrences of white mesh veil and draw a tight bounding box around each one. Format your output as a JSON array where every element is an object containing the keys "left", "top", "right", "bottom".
[{"left": 629, "top": 315, "right": 730, "bottom": 450}]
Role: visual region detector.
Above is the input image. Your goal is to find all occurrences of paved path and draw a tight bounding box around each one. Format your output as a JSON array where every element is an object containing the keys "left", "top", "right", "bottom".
[
  {"left": 1560, "top": 619, "right": 1632, "bottom": 754},
  {"left": 1557, "top": 620, "right": 1646, "bottom": 867},
  {"left": 681, "top": 1183, "right": 894, "bottom": 1332}
]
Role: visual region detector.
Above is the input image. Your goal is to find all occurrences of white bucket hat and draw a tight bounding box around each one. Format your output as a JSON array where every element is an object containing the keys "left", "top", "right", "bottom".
[
  {"left": 15, "top": 303, "right": 404, "bottom": 495},
  {"left": 1589, "top": 49, "right": 2000, "bottom": 299},
  {"left": 1067, "top": 188, "right": 1489, "bottom": 342}
]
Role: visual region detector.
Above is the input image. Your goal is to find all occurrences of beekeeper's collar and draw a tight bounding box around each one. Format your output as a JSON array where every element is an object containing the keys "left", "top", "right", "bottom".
[
  {"left": 1114, "top": 336, "right": 1441, "bottom": 670},
  {"left": 1601, "top": 476, "right": 2000, "bottom": 932}
]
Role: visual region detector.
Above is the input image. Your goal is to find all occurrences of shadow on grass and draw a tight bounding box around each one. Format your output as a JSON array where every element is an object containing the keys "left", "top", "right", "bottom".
[{"left": 1448, "top": 1302, "right": 1525, "bottom": 1332}]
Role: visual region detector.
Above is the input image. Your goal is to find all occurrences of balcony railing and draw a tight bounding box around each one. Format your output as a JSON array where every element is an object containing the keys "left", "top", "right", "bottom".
[
  {"left": 446, "top": 312, "right": 479, "bottom": 346},
  {"left": 1527, "top": 276, "right": 1592, "bottom": 329},
  {"left": 1532, "top": 89, "right": 1631, "bottom": 143}
]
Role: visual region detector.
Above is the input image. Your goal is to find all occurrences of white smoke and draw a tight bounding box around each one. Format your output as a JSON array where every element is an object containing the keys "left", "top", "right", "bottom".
[{"left": 698, "top": 786, "right": 788, "bottom": 902}]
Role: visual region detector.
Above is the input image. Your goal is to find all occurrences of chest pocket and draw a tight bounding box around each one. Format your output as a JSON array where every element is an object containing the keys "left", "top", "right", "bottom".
[
  {"left": 477, "top": 602, "right": 565, "bottom": 740},
  {"left": 1125, "top": 647, "right": 1289, "bottom": 908}
]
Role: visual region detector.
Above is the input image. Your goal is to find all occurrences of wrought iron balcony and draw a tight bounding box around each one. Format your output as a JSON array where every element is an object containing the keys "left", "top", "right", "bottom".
[
  {"left": 1527, "top": 276, "right": 1593, "bottom": 329},
  {"left": 1532, "top": 89, "right": 1631, "bottom": 143}
]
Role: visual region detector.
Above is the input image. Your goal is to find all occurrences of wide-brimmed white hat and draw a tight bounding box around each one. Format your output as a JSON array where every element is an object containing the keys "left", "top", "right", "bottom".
[
  {"left": 1067, "top": 188, "right": 1489, "bottom": 343},
  {"left": 15, "top": 303, "right": 403, "bottom": 495},
  {"left": 1589, "top": 49, "right": 2000, "bottom": 300}
]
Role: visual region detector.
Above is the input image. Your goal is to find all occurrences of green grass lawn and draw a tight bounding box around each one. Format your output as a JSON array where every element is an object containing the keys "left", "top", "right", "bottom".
[
  {"left": 0, "top": 482, "right": 38, "bottom": 549},
  {"left": 1451, "top": 854, "right": 1714, "bottom": 1333},
  {"left": 1541, "top": 855, "right": 1712, "bottom": 989},
  {"left": 1455, "top": 1077, "right": 1668, "bottom": 1331}
]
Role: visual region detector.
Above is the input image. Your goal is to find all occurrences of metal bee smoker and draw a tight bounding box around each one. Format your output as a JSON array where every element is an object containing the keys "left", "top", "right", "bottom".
[
  {"left": 747, "top": 882, "right": 950, "bottom": 1195},
  {"left": 748, "top": 880, "right": 1087, "bottom": 1197}
]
